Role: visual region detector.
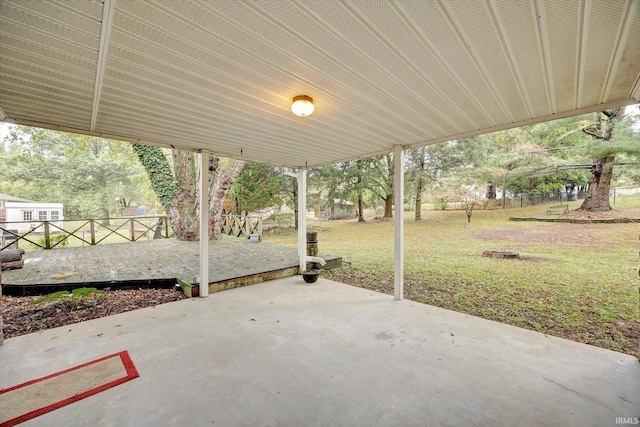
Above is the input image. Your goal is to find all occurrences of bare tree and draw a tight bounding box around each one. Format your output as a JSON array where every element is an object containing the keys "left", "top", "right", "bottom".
[{"left": 460, "top": 197, "right": 476, "bottom": 223}]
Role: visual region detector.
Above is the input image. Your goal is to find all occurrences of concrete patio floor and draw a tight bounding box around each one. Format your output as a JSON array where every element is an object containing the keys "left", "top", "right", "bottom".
[{"left": 1, "top": 277, "right": 638, "bottom": 427}]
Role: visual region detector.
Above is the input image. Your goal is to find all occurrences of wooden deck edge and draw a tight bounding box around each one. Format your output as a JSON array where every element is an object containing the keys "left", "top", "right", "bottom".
[
  {"left": 178, "top": 266, "right": 299, "bottom": 297},
  {"left": 178, "top": 256, "right": 343, "bottom": 297},
  {"left": 317, "top": 255, "right": 342, "bottom": 270}
]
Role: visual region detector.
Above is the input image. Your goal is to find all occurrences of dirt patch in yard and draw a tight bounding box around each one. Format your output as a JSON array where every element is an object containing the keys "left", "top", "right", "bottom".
[
  {"left": 517, "top": 256, "right": 558, "bottom": 263},
  {"left": 474, "top": 207, "right": 640, "bottom": 248},
  {"left": 473, "top": 223, "right": 619, "bottom": 248}
]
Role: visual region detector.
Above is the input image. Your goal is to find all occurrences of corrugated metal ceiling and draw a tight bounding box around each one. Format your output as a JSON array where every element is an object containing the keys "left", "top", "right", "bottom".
[{"left": 1, "top": 0, "right": 639, "bottom": 168}]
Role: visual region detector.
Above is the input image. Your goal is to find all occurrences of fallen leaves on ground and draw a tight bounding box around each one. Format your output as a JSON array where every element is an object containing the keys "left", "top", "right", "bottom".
[{"left": 1, "top": 288, "right": 187, "bottom": 339}]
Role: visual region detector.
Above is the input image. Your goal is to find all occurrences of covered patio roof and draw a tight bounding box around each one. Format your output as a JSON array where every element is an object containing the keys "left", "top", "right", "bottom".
[{"left": 1, "top": 0, "right": 639, "bottom": 169}]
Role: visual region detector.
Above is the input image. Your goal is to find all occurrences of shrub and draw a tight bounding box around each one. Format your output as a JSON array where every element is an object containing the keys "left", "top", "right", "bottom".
[
  {"left": 31, "top": 287, "right": 105, "bottom": 311},
  {"left": 33, "top": 233, "right": 69, "bottom": 249}
]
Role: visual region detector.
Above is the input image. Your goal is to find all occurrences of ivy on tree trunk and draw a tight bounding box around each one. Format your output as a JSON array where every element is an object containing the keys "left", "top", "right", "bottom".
[
  {"left": 131, "top": 145, "right": 179, "bottom": 213},
  {"left": 132, "top": 144, "right": 245, "bottom": 240}
]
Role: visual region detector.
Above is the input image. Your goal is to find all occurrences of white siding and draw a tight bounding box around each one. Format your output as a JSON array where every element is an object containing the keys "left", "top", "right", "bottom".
[{"left": 3, "top": 202, "right": 64, "bottom": 232}]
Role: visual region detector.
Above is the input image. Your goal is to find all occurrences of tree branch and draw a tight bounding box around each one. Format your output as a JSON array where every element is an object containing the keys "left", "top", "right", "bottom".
[{"left": 556, "top": 123, "right": 597, "bottom": 142}]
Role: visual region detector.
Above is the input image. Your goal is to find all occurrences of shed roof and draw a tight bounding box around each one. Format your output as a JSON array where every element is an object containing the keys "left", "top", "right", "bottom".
[
  {"left": 1, "top": 0, "right": 639, "bottom": 168},
  {"left": 0, "top": 194, "right": 35, "bottom": 203},
  {"left": 5, "top": 202, "right": 63, "bottom": 207}
]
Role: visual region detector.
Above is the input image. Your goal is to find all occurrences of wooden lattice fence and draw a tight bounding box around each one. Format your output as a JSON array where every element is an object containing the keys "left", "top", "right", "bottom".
[{"left": 220, "top": 215, "right": 262, "bottom": 238}]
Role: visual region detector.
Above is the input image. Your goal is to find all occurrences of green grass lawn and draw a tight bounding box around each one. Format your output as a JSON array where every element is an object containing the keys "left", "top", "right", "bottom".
[{"left": 264, "top": 197, "right": 640, "bottom": 358}]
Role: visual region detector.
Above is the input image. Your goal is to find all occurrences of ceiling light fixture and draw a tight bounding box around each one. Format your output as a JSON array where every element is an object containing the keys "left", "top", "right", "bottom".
[{"left": 291, "top": 95, "right": 314, "bottom": 117}]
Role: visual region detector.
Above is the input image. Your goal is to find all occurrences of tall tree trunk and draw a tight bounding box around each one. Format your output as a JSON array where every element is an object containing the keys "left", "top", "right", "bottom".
[
  {"left": 501, "top": 175, "right": 507, "bottom": 209},
  {"left": 578, "top": 109, "right": 620, "bottom": 212},
  {"left": 237, "top": 197, "right": 242, "bottom": 214},
  {"left": 98, "top": 186, "right": 111, "bottom": 225},
  {"left": 293, "top": 185, "right": 298, "bottom": 230},
  {"left": 385, "top": 154, "right": 394, "bottom": 219},
  {"left": 383, "top": 195, "right": 393, "bottom": 218},
  {"left": 413, "top": 147, "right": 426, "bottom": 221},
  {"left": 485, "top": 182, "right": 496, "bottom": 199},
  {"left": 170, "top": 149, "right": 199, "bottom": 240},
  {"left": 356, "top": 167, "right": 365, "bottom": 222},
  {"left": 579, "top": 155, "right": 615, "bottom": 211},
  {"left": 99, "top": 209, "right": 111, "bottom": 226},
  {"left": 415, "top": 175, "right": 423, "bottom": 221},
  {"left": 208, "top": 157, "right": 246, "bottom": 240}
]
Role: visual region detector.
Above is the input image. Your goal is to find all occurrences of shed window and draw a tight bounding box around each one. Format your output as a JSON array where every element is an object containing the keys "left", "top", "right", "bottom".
[
  {"left": 39, "top": 211, "right": 48, "bottom": 220},
  {"left": 51, "top": 211, "right": 60, "bottom": 220},
  {"left": 23, "top": 211, "right": 33, "bottom": 221}
]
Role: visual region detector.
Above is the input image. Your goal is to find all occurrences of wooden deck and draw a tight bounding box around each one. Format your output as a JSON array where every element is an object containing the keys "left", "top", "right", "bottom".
[{"left": 1, "top": 236, "right": 340, "bottom": 296}]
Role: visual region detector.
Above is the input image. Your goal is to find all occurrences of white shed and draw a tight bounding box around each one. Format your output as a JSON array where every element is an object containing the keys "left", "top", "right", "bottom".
[{"left": 4, "top": 202, "right": 64, "bottom": 232}]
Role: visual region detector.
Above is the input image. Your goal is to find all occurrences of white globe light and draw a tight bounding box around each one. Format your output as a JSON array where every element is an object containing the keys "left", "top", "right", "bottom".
[{"left": 291, "top": 95, "right": 314, "bottom": 117}]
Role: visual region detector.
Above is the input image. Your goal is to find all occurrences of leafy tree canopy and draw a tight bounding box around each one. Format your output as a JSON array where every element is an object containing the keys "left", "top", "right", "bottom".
[
  {"left": 230, "top": 162, "right": 284, "bottom": 214},
  {"left": 1, "top": 126, "right": 160, "bottom": 219}
]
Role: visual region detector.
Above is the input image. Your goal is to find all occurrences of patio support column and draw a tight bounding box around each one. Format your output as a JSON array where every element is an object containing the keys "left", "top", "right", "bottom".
[
  {"left": 394, "top": 145, "right": 404, "bottom": 301},
  {"left": 297, "top": 168, "right": 307, "bottom": 273},
  {"left": 199, "top": 150, "right": 209, "bottom": 297}
]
